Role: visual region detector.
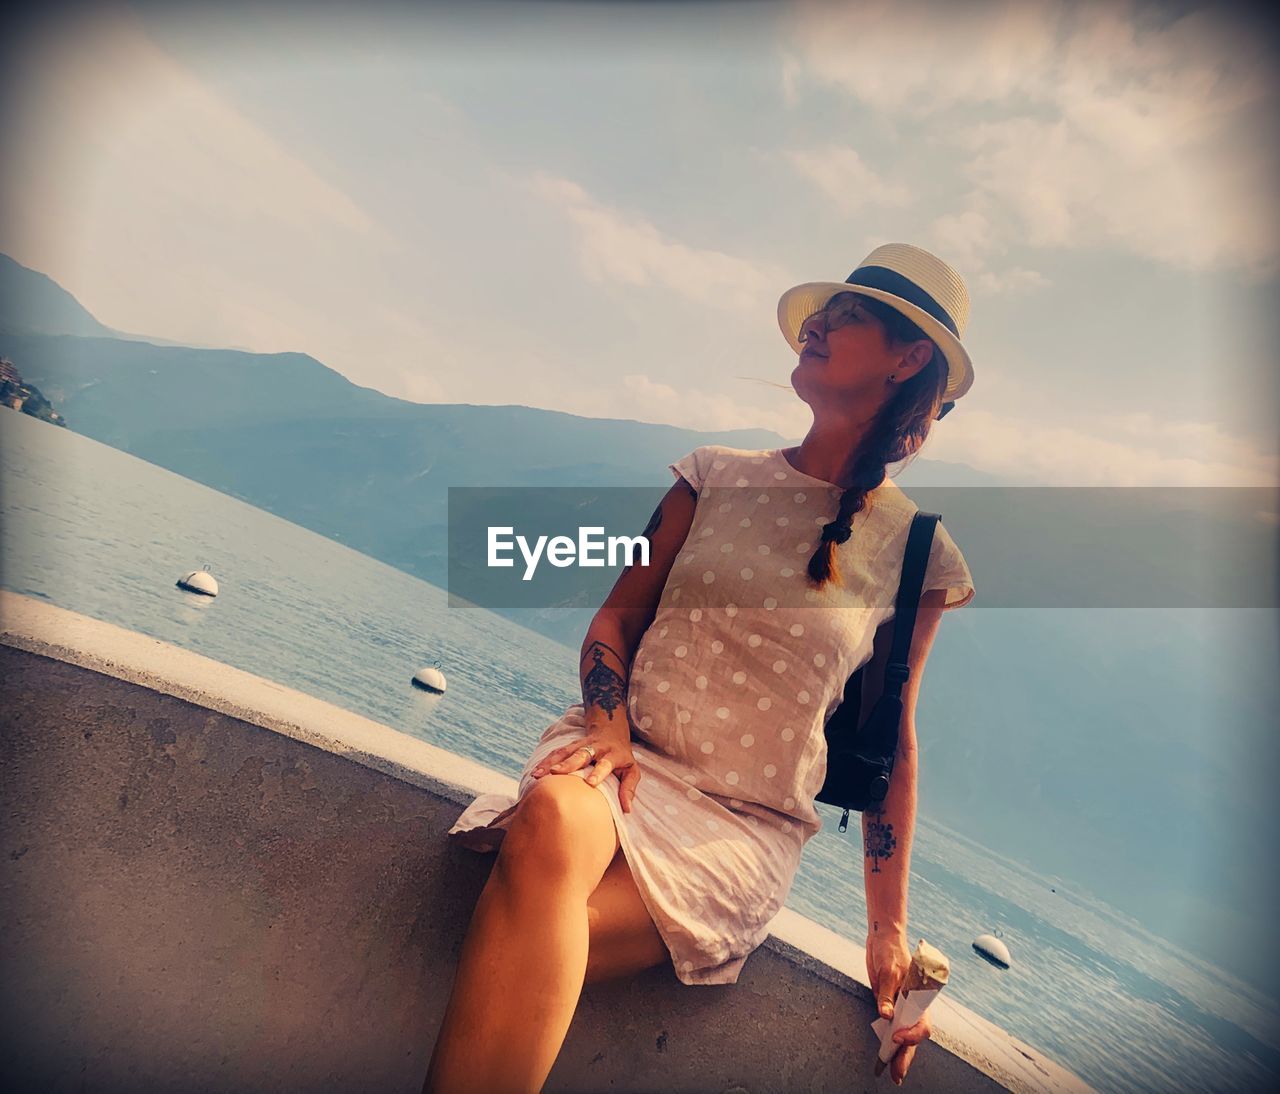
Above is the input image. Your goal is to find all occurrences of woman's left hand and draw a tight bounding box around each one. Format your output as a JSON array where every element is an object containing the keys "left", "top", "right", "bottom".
[{"left": 866, "top": 930, "right": 933, "bottom": 1085}]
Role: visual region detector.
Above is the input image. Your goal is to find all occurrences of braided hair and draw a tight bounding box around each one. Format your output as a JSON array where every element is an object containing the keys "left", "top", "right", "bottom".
[{"left": 806, "top": 295, "right": 950, "bottom": 589}]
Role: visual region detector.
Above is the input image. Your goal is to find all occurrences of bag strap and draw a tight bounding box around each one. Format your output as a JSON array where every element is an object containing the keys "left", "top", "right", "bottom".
[{"left": 881, "top": 512, "right": 941, "bottom": 696}]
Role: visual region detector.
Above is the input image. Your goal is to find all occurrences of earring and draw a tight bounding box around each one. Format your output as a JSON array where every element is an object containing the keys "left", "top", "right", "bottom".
[{"left": 887, "top": 375, "right": 897, "bottom": 384}]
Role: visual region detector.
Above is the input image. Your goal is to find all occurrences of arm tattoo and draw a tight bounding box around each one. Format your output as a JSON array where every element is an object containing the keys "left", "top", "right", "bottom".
[
  {"left": 620, "top": 501, "right": 664, "bottom": 580},
  {"left": 582, "top": 640, "right": 627, "bottom": 722},
  {"left": 865, "top": 814, "right": 897, "bottom": 875}
]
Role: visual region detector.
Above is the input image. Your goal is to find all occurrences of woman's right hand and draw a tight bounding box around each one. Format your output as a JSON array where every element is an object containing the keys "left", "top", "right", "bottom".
[{"left": 532, "top": 732, "right": 642, "bottom": 813}]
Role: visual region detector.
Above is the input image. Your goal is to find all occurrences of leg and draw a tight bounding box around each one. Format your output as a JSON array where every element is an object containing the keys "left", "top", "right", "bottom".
[
  {"left": 423, "top": 775, "right": 620, "bottom": 1094},
  {"left": 584, "top": 847, "right": 671, "bottom": 986}
]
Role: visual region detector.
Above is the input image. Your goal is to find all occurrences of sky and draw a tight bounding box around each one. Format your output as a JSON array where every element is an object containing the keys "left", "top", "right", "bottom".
[{"left": 1, "top": 0, "right": 1278, "bottom": 488}]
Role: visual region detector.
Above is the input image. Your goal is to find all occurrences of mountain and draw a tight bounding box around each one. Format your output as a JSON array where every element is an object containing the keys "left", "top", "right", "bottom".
[
  {"left": 0, "top": 253, "right": 116, "bottom": 339},
  {"left": 0, "top": 254, "right": 1010, "bottom": 646}
]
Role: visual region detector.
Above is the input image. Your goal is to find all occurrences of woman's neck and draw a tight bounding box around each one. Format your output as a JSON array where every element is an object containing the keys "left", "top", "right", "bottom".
[{"left": 783, "top": 426, "right": 874, "bottom": 490}]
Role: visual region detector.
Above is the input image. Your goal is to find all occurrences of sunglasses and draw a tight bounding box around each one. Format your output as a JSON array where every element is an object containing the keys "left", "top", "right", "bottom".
[{"left": 798, "top": 293, "right": 873, "bottom": 344}]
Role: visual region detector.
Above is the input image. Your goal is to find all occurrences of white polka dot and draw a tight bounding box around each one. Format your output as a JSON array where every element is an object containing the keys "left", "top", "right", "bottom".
[
  {"left": 677, "top": 709, "right": 691, "bottom": 723},
  {"left": 703, "top": 571, "right": 716, "bottom": 584},
  {"left": 711, "top": 640, "right": 724, "bottom": 654},
  {"left": 794, "top": 492, "right": 807, "bottom": 503},
  {"left": 681, "top": 958, "right": 695, "bottom": 971},
  {"left": 757, "top": 493, "right": 769, "bottom": 504},
  {"left": 718, "top": 501, "right": 732, "bottom": 513},
  {"left": 772, "top": 660, "right": 787, "bottom": 673},
  {"left": 774, "top": 470, "right": 787, "bottom": 480},
  {"left": 763, "top": 763, "right": 777, "bottom": 777},
  {"left": 739, "top": 517, "right": 752, "bottom": 528},
  {"left": 776, "top": 516, "right": 790, "bottom": 527},
  {"left": 740, "top": 734, "right": 755, "bottom": 748},
  {"left": 695, "top": 675, "right": 708, "bottom": 689},
  {"left": 701, "top": 740, "right": 716, "bottom": 753},
  {"left": 782, "top": 820, "right": 793, "bottom": 833},
  {"left": 733, "top": 670, "right": 747, "bottom": 685},
  {"left": 674, "top": 645, "right": 688, "bottom": 657},
  {"left": 730, "top": 797, "right": 744, "bottom": 808},
  {"left": 764, "top": 597, "right": 778, "bottom": 610},
  {"left": 671, "top": 588, "right": 682, "bottom": 600},
  {"left": 747, "top": 633, "right": 762, "bottom": 647},
  {"left": 790, "top": 623, "right": 804, "bottom": 636},
  {"left": 716, "top": 707, "right": 731, "bottom": 719},
  {"left": 796, "top": 542, "right": 811, "bottom": 552},
  {"left": 780, "top": 567, "right": 794, "bottom": 577},
  {"left": 813, "top": 652, "right": 825, "bottom": 667},
  {"left": 720, "top": 542, "right": 734, "bottom": 553},
  {"left": 682, "top": 773, "right": 697, "bottom": 784},
  {"left": 701, "top": 526, "right": 715, "bottom": 537},
  {"left": 641, "top": 716, "right": 654, "bottom": 729},
  {"left": 725, "top": 771, "right": 740, "bottom": 785},
  {"left": 657, "top": 680, "right": 670, "bottom": 693},
  {"left": 629, "top": 694, "right": 638, "bottom": 707},
  {"left": 797, "top": 689, "right": 811, "bottom": 704},
  {"left": 689, "top": 609, "right": 702, "bottom": 622},
  {"left": 736, "top": 477, "right": 750, "bottom": 487},
  {"left": 747, "top": 815, "right": 759, "bottom": 827},
  {"left": 706, "top": 818, "right": 720, "bottom": 831},
  {"left": 665, "top": 804, "right": 678, "bottom": 816},
  {"left": 712, "top": 459, "right": 727, "bottom": 470},
  {"left": 660, "top": 625, "right": 668, "bottom": 637},
  {"left": 687, "top": 786, "right": 702, "bottom": 801},
  {"left": 644, "top": 660, "right": 654, "bottom": 671},
  {"left": 784, "top": 796, "right": 796, "bottom": 810},
  {"left": 757, "top": 697, "right": 772, "bottom": 711},
  {"left": 815, "top": 515, "right": 828, "bottom": 527},
  {"left": 781, "top": 727, "right": 795, "bottom": 742},
  {"left": 758, "top": 544, "right": 770, "bottom": 555},
  {"left": 740, "top": 567, "right": 754, "bottom": 580},
  {"left": 805, "top": 589, "right": 819, "bottom": 601},
  {"left": 725, "top": 604, "right": 738, "bottom": 617}
]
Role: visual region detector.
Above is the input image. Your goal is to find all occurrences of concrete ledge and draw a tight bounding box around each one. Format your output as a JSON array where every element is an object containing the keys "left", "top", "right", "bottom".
[{"left": 1, "top": 591, "right": 1089, "bottom": 1092}]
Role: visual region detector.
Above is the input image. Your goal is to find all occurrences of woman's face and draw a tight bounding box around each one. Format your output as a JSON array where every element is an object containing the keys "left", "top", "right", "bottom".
[{"left": 792, "top": 292, "right": 902, "bottom": 404}]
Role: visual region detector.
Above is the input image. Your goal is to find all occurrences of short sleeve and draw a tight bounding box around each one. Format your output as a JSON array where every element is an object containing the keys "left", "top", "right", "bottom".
[
  {"left": 923, "top": 521, "right": 975, "bottom": 611},
  {"left": 667, "top": 446, "right": 706, "bottom": 492}
]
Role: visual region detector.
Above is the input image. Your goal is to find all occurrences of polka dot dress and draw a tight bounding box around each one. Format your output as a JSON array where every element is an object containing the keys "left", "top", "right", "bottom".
[{"left": 449, "top": 445, "right": 975, "bottom": 985}]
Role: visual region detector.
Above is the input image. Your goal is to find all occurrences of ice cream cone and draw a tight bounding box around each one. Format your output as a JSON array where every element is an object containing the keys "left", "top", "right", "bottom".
[{"left": 872, "top": 939, "right": 951, "bottom": 1076}]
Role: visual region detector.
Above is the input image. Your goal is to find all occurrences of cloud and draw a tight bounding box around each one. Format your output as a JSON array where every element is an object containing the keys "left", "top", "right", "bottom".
[
  {"left": 787, "top": 0, "right": 1060, "bottom": 116},
  {"left": 556, "top": 372, "right": 809, "bottom": 439},
  {"left": 524, "top": 171, "right": 792, "bottom": 316},
  {"left": 785, "top": 0, "right": 1280, "bottom": 278},
  {"left": 0, "top": 3, "right": 393, "bottom": 340},
  {"left": 783, "top": 146, "right": 912, "bottom": 214},
  {"left": 924, "top": 406, "right": 1278, "bottom": 487}
]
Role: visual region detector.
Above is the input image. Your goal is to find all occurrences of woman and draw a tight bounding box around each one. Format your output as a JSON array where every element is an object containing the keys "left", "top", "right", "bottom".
[{"left": 427, "top": 242, "right": 976, "bottom": 1092}]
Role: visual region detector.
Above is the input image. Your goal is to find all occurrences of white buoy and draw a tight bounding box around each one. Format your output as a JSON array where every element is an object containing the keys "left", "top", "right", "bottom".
[
  {"left": 176, "top": 566, "right": 219, "bottom": 597},
  {"left": 972, "top": 933, "right": 1012, "bottom": 969},
  {"left": 412, "top": 660, "right": 447, "bottom": 694}
]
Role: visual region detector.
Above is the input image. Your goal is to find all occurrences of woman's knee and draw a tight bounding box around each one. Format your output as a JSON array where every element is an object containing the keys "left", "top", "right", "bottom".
[{"left": 496, "top": 775, "right": 618, "bottom": 887}]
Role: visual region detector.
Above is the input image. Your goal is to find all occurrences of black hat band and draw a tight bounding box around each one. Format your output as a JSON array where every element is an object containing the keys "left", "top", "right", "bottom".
[{"left": 844, "top": 265, "right": 959, "bottom": 338}]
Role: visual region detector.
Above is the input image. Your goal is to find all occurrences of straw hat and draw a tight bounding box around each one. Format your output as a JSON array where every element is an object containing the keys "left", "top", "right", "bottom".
[{"left": 777, "top": 243, "right": 975, "bottom": 416}]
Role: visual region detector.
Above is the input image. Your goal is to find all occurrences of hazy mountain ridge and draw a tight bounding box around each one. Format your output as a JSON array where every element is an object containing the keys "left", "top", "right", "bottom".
[{"left": 0, "top": 252, "right": 1006, "bottom": 647}]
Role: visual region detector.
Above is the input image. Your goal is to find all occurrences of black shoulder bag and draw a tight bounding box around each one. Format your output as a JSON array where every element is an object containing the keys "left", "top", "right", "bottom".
[{"left": 815, "top": 511, "right": 940, "bottom": 833}]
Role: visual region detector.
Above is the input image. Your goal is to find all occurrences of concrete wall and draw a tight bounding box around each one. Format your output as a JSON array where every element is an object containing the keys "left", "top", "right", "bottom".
[{"left": 0, "top": 592, "right": 1088, "bottom": 1093}]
